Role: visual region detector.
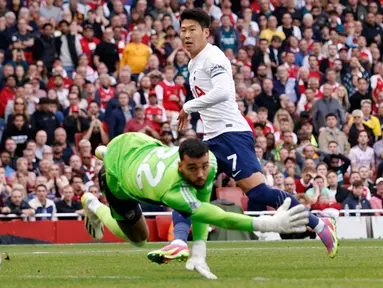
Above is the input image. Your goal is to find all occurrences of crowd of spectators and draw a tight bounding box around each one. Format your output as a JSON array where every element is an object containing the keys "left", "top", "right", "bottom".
[{"left": 0, "top": 0, "right": 382, "bottom": 221}]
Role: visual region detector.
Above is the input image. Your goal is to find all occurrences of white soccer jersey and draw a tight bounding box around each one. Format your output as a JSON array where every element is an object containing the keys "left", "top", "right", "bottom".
[{"left": 183, "top": 43, "right": 251, "bottom": 140}]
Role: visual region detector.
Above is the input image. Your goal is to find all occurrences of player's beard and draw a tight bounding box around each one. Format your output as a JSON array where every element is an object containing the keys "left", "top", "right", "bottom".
[{"left": 179, "top": 171, "right": 206, "bottom": 190}]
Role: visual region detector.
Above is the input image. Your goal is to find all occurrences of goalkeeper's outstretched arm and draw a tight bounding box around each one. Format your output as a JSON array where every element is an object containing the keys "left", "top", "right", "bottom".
[
  {"left": 162, "top": 185, "right": 309, "bottom": 237},
  {"left": 190, "top": 198, "right": 309, "bottom": 235}
]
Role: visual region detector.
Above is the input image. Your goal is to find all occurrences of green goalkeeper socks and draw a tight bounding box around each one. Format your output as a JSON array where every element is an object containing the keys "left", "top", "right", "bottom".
[{"left": 96, "top": 205, "right": 130, "bottom": 241}]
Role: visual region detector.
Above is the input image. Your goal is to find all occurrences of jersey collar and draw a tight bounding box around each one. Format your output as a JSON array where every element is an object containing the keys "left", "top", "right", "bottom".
[{"left": 192, "top": 43, "right": 211, "bottom": 64}]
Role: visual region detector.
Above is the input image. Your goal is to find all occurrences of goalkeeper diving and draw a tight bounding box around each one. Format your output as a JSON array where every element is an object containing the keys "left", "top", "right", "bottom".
[{"left": 82, "top": 132, "right": 309, "bottom": 279}]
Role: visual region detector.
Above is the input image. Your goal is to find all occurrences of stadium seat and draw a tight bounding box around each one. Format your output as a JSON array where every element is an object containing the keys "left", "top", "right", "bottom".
[
  {"left": 75, "top": 133, "right": 85, "bottom": 147},
  {"left": 146, "top": 219, "right": 160, "bottom": 242},
  {"left": 240, "top": 195, "right": 248, "bottom": 211},
  {"left": 216, "top": 187, "right": 246, "bottom": 211},
  {"left": 155, "top": 215, "right": 172, "bottom": 241}
]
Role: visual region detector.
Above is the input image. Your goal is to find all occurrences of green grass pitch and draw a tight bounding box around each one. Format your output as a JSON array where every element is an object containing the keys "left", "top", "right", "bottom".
[{"left": 1, "top": 240, "right": 383, "bottom": 288}]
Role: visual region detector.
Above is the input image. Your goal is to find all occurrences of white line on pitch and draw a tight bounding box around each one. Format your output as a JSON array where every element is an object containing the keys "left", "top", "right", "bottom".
[
  {"left": 253, "top": 277, "right": 383, "bottom": 283},
  {"left": 5, "top": 245, "right": 383, "bottom": 256},
  {"left": 2, "top": 275, "right": 141, "bottom": 280},
  {"left": 3, "top": 276, "right": 383, "bottom": 283},
  {"left": 1, "top": 239, "right": 382, "bottom": 248}
]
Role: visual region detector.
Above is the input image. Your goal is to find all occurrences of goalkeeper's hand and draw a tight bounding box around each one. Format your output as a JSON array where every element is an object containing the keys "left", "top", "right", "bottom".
[
  {"left": 185, "top": 240, "right": 217, "bottom": 280},
  {"left": 254, "top": 198, "right": 309, "bottom": 234},
  {"left": 186, "top": 256, "right": 217, "bottom": 279}
]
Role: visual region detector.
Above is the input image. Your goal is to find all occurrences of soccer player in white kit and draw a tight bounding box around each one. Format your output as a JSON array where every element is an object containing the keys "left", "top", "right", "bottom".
[{"left": 148, "top": 8, "right": 338, "bottom": 278}]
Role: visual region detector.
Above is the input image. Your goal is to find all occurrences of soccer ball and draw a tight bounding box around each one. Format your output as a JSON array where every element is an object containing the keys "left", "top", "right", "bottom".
[{"left": 95, "top": 146, "right": 107, "bottom": 161}]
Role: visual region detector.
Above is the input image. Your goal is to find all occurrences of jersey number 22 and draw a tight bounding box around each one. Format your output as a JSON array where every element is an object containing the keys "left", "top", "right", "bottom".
[{"left": 136, "top": 147, "right": 178, "bottom": 189}]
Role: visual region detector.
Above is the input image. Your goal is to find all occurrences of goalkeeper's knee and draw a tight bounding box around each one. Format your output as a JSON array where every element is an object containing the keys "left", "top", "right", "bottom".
[{"left": 131, "top": 239, "right": 147, "bottom": 247}]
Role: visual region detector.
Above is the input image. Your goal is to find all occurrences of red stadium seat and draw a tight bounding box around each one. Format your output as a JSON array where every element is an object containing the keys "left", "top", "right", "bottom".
[
  {"left": 75, "top": 133, "right": 85, "bottom": 147},
  {"left": 155, "top": 215, "right": 172, "bottom": 241},
  {"left": 240, "top": 195, "right": 248, "bottom": 211},
  {"left": 146, "top": 219, "right": 160, "bottom": 242},
  {"left": 343, "top": 175, "right": 350, "bottom": 185},
  {"left": 216, "top": 187, "right": 246, "bottom": 211}
]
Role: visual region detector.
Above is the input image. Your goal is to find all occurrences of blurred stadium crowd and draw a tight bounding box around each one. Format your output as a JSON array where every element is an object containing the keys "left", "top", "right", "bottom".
[{"left": 0, "top": 0, "right": 382, "bottom": 220}]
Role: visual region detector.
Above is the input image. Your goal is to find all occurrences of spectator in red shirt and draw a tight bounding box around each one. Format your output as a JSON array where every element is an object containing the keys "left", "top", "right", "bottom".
[
  {"left": 155, "top": 65, "right": 184, "bottom": 129},
  {"left": 79, "top": 24, "right": 100, "bottom": 67},
  {"left": 295, "top": 167, "right": 315, "bottom": 193},
  {"left": 71, "top": 174, "right": 85, "bottom": 201},
  {"left": 46, "top": 66, "right": 73, "bottom": 90},
  {"left": 284, "top": 51, "right": 299, "bottom": 78},
  {"left": 237, "top": 100, "right": 255, "bottom": 136},
  {"left": 0, "top": 75, "right": 16, "bottom": 118},
  {"left": 144, "top": 90, "right": 167, "bottom": 132},
  {"left": 95, "top": 73, "right": 115, "bottom": 110},
  {"left": 124, "top": 106, "right": 160, "bottom": 139},
  {"left": 308, "top": 55, "right": 324, "bottom": 83},
  {"left": 81, "top": 152, "right": 95, "bottom": 182}
]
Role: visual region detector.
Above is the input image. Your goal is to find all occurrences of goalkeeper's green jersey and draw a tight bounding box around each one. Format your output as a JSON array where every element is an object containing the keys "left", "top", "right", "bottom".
[{"left": 103, "top": 133, "right": 217, "bottom": 216}]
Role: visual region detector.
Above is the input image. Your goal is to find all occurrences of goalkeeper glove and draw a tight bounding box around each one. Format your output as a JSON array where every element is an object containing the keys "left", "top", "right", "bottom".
[
  {"left": 253, "top": 198, "right": 309, "bottom": 234},
  {"left": 185, "top": 240, "right": 217, "bottom": 280}
]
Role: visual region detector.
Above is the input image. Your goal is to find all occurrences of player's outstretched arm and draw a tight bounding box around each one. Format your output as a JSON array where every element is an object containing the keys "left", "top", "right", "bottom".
[{"left": 190, "top": 198, "right": 309, "bottom": 234}]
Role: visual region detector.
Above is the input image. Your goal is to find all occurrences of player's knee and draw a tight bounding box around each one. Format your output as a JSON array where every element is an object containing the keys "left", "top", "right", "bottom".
[
  {"left": 125, "top": 215, "right": 149, "bottom": 244},
  {"left": 131, "top": 239, "right": 147, "bottom": 247},
  {"left": 128, "top": 229, "right": 149, "bottom": 246}
]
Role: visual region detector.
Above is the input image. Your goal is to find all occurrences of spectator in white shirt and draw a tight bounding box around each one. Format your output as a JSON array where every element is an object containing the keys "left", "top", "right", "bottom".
[
  {"left": 28, "top": 184, "right": 57, "bottom": 220},
  {"left": 349, "top": 130, "right": 375, "bottom": 176}
]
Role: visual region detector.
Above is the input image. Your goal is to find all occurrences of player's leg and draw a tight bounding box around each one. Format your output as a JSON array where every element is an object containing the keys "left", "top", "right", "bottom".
[
  {"left": 147, "top": 210, "right": 191, "bottom": 264},
  {"left": 207, "top": 131, "right": 338, "bottom": 258},
  {"left": 82, "top": 166, "right": 149, "bottom": 246},
  {"left": 172, "top": 211, "right": 192, "bottom": 244}
]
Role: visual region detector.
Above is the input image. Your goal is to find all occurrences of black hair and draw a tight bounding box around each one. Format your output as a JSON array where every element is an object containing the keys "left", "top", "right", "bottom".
[
  {"left": 314, "top": 175, "right": 324, "bottom": 181},
  {"left": 344, "top": 9, "right": 354, "bottom": 15},
  {"left": 254, "top": 122, "right": 265, "bottom": 129},
  {"left": 13, "top": 113, "right": 25, "bottom": 119},
  {"left": 162, "top": 13, "right": 172, "bottom": 20},
  {"left": 36, "top": 184, "right": 47, "bottom": 191},
  {"left": 180, "top": 8, "right": 211, "bottom": 29},
  {"left": 328, "top": 140, "right": 338, "bottom": 147},
  {"left": 179, "top": 138, "right": 209, "bottom": 160},
  {"left": 52, "top": 141, "right": 62, "bottom": 147},
  {"left": 352, "top": 179, "right": 364, "bottom": 188},
  {"left": 42, "top": 23, "right": 53, "bottom": 29},
  {"left": 59, "top": 20, "right": 70, "bottom": 26},
  {"left": 1, "top": 150, "right": 10, "bottom": 155},
  {"left": 89, "top": 100, "right": 100, "bottom": 107},
  {"left": 325, "top": 112, "right": 337, "bottom": 119},
  {"left": 284, "top": 157, "right": 296, "bottom": 165},
  {"left": 5, "top": 75, "right": 16, "bottom": 82}
]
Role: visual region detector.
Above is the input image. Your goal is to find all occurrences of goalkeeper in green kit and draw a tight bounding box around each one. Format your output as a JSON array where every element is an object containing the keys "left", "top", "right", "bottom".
[{"left": 82, "top": 132, "right": 309, "bottom": 279}]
